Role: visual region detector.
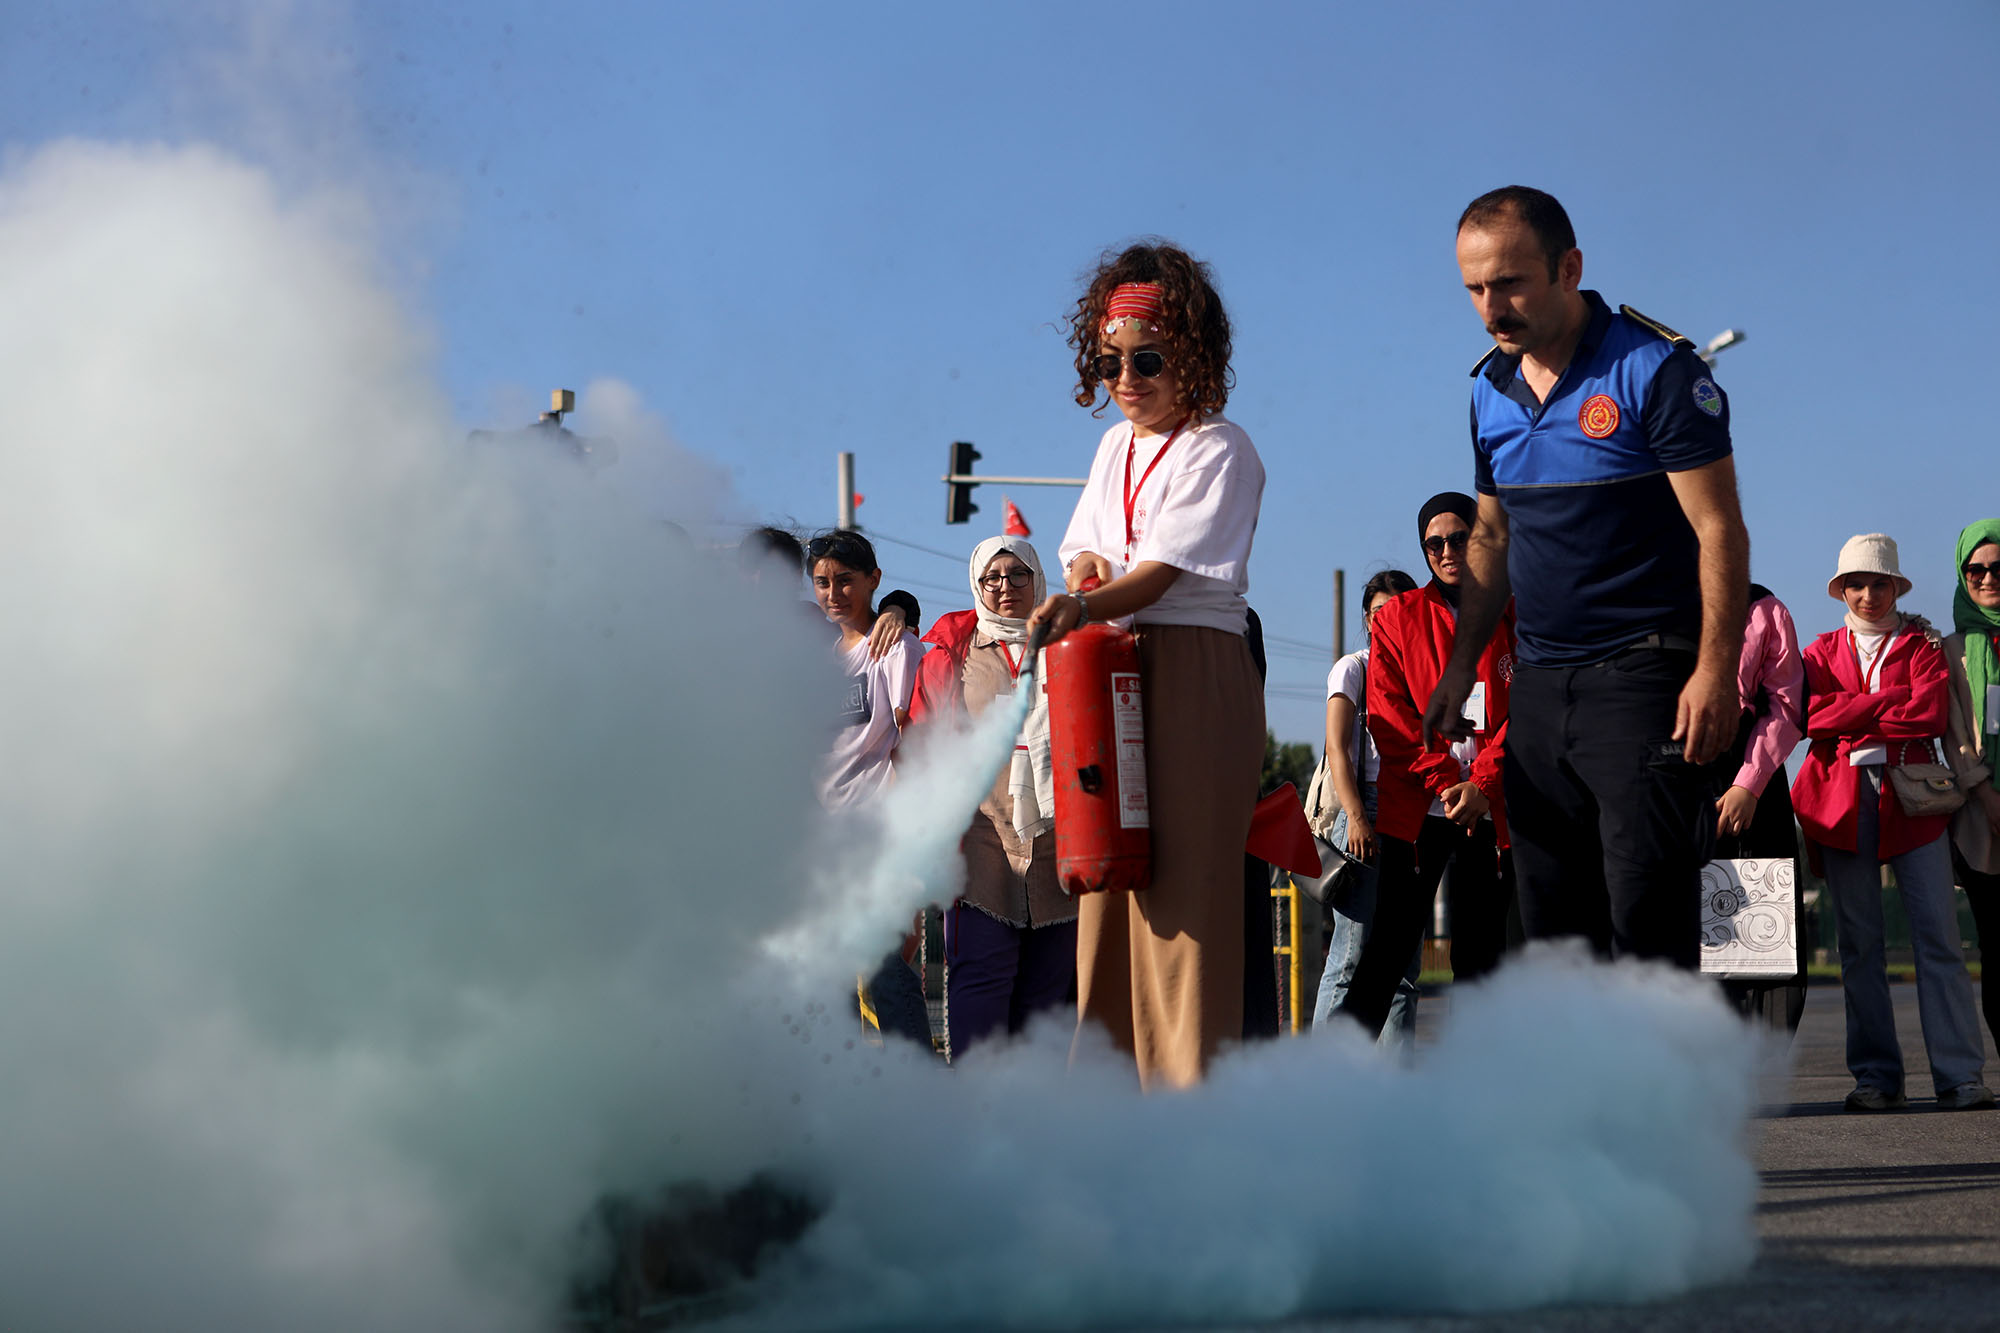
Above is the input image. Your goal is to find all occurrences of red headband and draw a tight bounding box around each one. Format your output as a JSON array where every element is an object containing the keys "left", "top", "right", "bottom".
[{"left": 1102, "top": 282, "right": 1164, "bottom": 332}]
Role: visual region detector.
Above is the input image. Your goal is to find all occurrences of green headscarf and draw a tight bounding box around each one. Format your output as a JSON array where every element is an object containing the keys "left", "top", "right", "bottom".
[{"left": 1953, "top": 517, "right": 2000, "bottom": 787}]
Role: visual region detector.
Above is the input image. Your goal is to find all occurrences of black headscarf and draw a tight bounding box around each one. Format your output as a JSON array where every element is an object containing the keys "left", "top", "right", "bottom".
[
  {"left": 1417, "top": 491, "right": 1477, "bottom": 538},
  {"left": 1417, "top": 491, "right": 1477, "bottom": 605}
]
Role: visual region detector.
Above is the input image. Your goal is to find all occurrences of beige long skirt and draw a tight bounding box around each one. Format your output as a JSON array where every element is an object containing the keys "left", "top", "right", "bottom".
[{"left": 1074, "top": 623, "right": 1265, "bottom": 1089}]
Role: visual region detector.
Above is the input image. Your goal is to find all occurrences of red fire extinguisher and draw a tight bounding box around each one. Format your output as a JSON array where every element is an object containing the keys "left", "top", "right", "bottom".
[{"left": 1045, "top": 580, "right": 1150, "bottom": 895}]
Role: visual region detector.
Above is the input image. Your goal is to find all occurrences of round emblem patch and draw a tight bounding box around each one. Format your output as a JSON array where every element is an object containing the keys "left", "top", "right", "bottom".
[
  {"left": 1578, "top": 393, "right": 1620, "bottom": 439},
  {"left": 1692, "top": 377, "right": 1723, "bottom": 417}
]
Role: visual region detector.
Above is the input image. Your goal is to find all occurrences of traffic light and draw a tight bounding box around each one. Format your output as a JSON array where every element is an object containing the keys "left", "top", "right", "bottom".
[{"left": 945, "top": 441, "right": 981, "bottom": 524}]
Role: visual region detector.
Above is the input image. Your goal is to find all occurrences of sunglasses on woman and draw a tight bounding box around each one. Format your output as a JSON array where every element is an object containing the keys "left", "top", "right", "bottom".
[
  {"left": 806, "top": 534, "right": 866, "bottom": 563},
  {"left": 1965, "top": 561, "right": 2000, "bottom": 583},
  {"left": 978, "top": 569, "right": 1035, "bottom": 590},
  {"left": 1423, "top": 531, "right": 1470, "bottom": 556},
  {"left": 1090, "top": 350, "right": 1168, "bottom": 382}
]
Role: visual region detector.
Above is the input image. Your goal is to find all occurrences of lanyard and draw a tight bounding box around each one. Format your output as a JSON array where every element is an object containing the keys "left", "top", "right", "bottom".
[
  {"left": 998, "top": 642, "right": 1021, "bottom": 680},
  {"left": 1123, "top": 417, "right": 1188, "bottom": 561},
  {"left": 1852, "top": 629, "right": 1891, "bottom": 692}
]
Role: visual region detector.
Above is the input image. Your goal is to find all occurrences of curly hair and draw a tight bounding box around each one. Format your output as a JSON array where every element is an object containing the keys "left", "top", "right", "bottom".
[{"left": 1067, "top": 241, "right": 1233, "bottom": 419}]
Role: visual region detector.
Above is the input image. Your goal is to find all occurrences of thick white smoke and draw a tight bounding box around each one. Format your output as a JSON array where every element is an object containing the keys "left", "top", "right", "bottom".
[
  {"left": 0, "top": 139, "right": 1760, "bottom": 1332},
  {"left": 0, "top": 139, "right": 833, "bottom": 1332},
  {"left": 750, "top": 949, "right": 1759, "bottom": 1329}
]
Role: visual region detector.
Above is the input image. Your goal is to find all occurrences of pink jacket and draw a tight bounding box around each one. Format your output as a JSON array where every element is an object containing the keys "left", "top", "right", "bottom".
[
  {"left": 1791, "top": 622, "right": 1952, "bottom": 858},
  {"left": 1731, "top": 594, "right": 1805, "bottom": 797}
]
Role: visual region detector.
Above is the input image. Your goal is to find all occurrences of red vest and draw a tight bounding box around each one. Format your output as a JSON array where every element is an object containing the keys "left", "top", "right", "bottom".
[
  {"left": 1790, "top": 624, "right": 1951, "bottom": 858},
  {"left": 1364, "top": 585, "right": 1514, "bottom": 846}
]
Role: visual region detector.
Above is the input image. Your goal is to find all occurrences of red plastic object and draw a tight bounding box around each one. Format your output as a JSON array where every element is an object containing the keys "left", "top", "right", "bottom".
[{"left": 1244, "top": 783, "right": 1323, "bottom": 877}]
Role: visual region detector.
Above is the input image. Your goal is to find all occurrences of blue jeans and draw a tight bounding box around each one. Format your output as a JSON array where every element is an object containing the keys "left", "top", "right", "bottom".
[
  {"left": 1311, "top": 789, "right": 1419, "bottom": 1042},
  {"left": 1821, "top": 767, "right": 1985, "bottom": 1095}
]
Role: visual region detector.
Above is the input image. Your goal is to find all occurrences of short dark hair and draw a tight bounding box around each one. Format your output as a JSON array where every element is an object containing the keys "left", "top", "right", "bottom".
[
  {"left": 740, "top": 524, "right": 804, "bottom": 572},
  {"left": 804, "top": 528, "right": 878, "bottom": 576},
  {"left": 1457, "top": 186, "right": 1576, "bottom": 281},
  {"left": 1362, "top": 568, "right": 1418, "bottom": 613},
  {"left": 1068, "top": 241, "right": 1233, "bottom": 420}
]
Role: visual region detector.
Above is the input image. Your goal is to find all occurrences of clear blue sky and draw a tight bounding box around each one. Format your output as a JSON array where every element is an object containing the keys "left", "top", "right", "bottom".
[{"left": 8, "top": 1, "right": 1997, "bottom": 744}]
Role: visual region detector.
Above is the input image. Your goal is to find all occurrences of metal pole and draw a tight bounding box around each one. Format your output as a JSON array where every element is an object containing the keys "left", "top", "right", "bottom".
[
  {"left": 1332, "top": 568, "right": 1346, "bottom": 662},
  {"left": 837, "top": 452, "right": 855, "bottom": 529}
]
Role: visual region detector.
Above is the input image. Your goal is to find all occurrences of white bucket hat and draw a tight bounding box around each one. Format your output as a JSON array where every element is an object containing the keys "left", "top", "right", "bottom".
[{"left": 1827, "top": 532, "right": 1912, "bottom": 600}]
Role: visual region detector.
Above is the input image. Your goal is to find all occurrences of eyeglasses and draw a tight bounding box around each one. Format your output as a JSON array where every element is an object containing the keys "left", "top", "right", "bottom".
[
  {"left": 978, "top": 569, "right": 1035, "bottom": 590},
  {"left": 1965, "top": 561, "right": 2000, "bottom": 583},
  {"left": 1090, "top": 350, "right": 1168, "bottom": 382},
  {"left": 1423, "top": 531, "right": 1470, "bottom": 557}
]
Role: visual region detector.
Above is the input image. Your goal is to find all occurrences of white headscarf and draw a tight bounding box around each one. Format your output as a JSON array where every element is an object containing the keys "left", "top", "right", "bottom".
[
  {"left": 967, "top": 534, "right": 1056, "bottom": 845},
  {"left": 969, "top": 534, "right": 1046, "bottom": 643}
]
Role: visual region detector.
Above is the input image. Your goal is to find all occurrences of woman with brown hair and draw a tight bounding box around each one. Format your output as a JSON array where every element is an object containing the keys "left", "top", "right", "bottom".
[{"left": 1029, "top": 241, "right": 1265, "bottom": 1088}]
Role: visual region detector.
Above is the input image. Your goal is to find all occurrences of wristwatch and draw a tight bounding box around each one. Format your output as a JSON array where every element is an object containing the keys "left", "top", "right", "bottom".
[{"left": 1072, "top": 593, "right": 1092, "bottom": 627}]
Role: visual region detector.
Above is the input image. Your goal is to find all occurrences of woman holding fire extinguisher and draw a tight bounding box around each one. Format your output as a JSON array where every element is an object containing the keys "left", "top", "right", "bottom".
[{"left": 1028, "top": 242, "right": 1265, "bottom": 1089}]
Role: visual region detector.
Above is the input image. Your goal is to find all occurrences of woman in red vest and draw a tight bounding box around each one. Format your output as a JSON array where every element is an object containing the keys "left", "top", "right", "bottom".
[
  {"left": 1791, "top": 533, "right": 1991, "bottom": 1112},
  {"left": 1333, "top": 492, "right": 1516, "bottom": 1039},
  {"left": 909, "top": 535, "right": 1075, "bottom": 1061}
]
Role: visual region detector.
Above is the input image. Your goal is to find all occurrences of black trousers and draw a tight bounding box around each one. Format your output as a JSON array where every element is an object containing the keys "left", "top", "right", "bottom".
[
  {"left": 1505, "top": 649, "right": 1715, "bottom": 968},
  {"left": 1948, "top": 849, "right": 2000, "bottom": 1052},
  {"left": 1336, "top": 815, "right": 1510, "bottom": 1038}
]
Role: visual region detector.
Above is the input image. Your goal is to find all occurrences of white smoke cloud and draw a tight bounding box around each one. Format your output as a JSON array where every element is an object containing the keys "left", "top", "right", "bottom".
[
  {"left": 0, "top": 137, "right": 1762, "bottom": 1332},
  {"left": 0, "top": 138, "right": 830, "bottom": 1332},
  {"left": 738, "top": 947, "right": 1759, "bottom": 1330}
]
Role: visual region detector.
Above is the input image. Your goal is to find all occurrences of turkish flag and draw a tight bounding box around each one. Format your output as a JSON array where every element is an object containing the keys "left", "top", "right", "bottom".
[
  {"left": 1244, "top": 784, "right": 1322, "bottom": 877},
  {"left": 1002, "top": 496, "right": 1030, "bottom": 536}
]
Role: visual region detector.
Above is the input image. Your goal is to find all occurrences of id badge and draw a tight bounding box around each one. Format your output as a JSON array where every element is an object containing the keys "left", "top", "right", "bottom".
[
  {"left": 1462, "top": 681, "right": 1488, "bottom": 732},
  {"left": 1987, "top": 683, "right": 2000, "bottom": 734}
]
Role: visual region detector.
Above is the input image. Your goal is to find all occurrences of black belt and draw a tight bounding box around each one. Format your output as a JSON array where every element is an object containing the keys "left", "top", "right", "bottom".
[{"left": 1596, "top": 631, "right": 1700, "bottom": 664}]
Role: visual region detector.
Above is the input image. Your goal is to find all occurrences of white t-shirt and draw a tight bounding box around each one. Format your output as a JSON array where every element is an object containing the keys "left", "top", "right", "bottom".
[
  {"left": 1057, "top": 414, "right": 1264, "bottom": 634},
  {"left": 1326, "top": 649, "right": 1380, "bottom": 785},
  {"left": 819, "top": 632, "right": 923, "bottom": 810}
]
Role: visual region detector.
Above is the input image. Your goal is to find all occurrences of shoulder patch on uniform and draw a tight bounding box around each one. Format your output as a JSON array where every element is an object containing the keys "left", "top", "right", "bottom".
[
  {"left": 1692, "top": 376, "right": 1723, "bottom": 416},
  {"left": 1618, "top": 304, "right": 1694, "bottom": 348},
  {"left": 1469, "top": 345, "right": 1500, "bottom": 377}
]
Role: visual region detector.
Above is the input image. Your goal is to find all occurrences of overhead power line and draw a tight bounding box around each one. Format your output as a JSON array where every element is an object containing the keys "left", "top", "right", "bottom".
[{"left": 868, "top": 530, "right": 968, "bottom": 565}]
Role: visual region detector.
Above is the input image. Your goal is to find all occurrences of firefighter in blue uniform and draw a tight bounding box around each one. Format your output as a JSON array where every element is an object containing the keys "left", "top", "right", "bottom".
[{"left": 1424, "top": 186, "right": 1750, "bottom": 967}]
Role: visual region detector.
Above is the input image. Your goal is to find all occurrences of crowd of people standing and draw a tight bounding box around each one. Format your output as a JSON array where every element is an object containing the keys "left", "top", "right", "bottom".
[{"left": 775, "top": 184, "right": 1994, "bottom": 1112}]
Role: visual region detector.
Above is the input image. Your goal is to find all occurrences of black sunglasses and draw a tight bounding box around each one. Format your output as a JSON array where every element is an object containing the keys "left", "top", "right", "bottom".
[
  {"left": 1423, "top": 531, "right": 1470, "bottom": 556},
  {"left": 1965, "top": 561, "right": 2000, "bottom": 583},
  {"left": 805, "top": 533, "right": 873, "bottom": 569},
  {"left": 1090, "top": 350, "right": 1168, "bottom": 382}
]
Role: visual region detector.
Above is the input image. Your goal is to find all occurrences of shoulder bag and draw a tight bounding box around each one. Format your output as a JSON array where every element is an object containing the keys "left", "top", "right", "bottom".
[
  {"left": 1299, "top": 670, "right": 1369, "bottom": 905},
  {"left": 1889, "top": 740, "right": 1965, "bottom": 817}
]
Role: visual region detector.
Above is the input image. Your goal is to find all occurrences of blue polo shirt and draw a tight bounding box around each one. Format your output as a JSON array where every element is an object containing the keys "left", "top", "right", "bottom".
[{"left": 1471, "top": 291, "right": 1731, "bottom": 667}]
